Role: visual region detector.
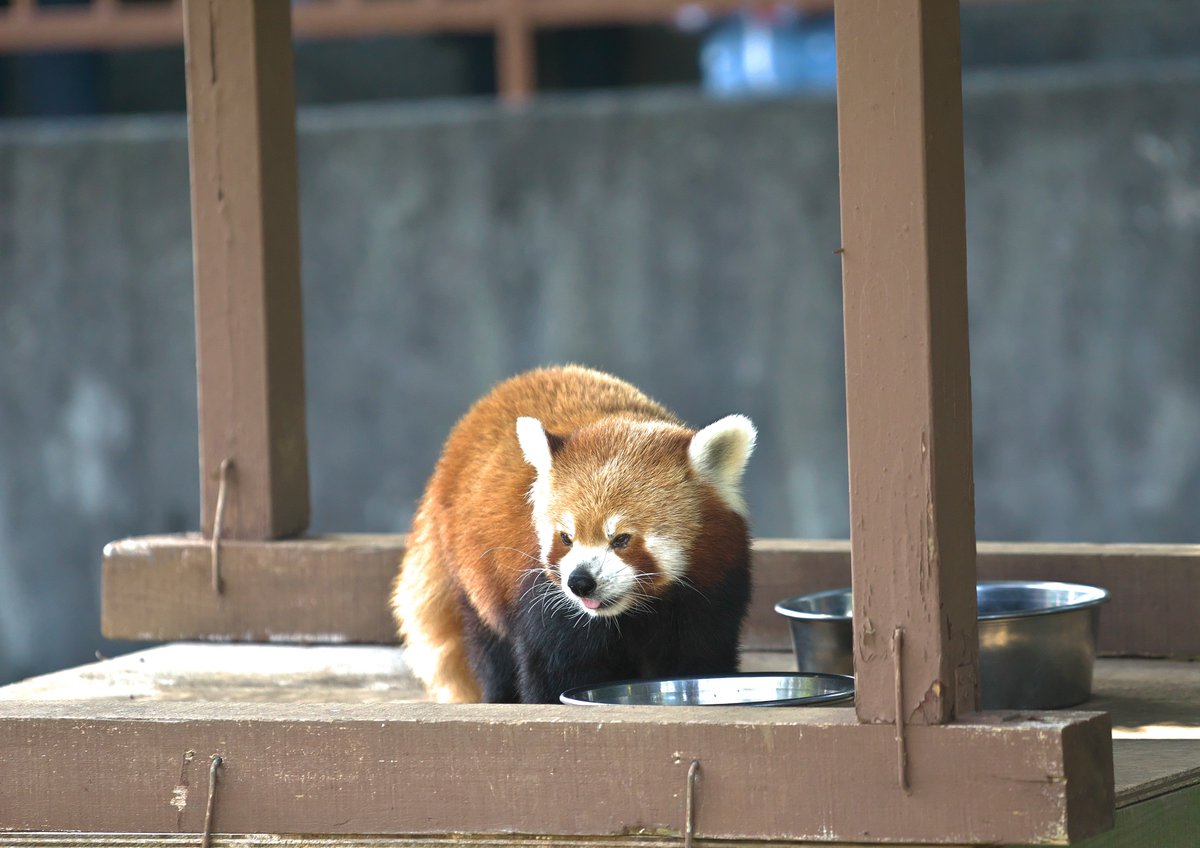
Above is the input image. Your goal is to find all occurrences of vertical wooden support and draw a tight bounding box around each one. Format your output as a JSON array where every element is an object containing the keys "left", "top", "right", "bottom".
[
  {"left": 496, "top": 0, "right": 535, "bottom": 103},
  {"left": 184, "top": 0, "right": 310, "bottom": 540},
  {"left": 834, "top": 0, "right": 979, "bottom": 725}
]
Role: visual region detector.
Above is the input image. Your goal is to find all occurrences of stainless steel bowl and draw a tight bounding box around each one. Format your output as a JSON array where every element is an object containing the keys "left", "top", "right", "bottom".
[
  {"left": 560, "top": 672, "right": 855, "bottom": 707},
  {"left": 774, "top": 581, "right": 1110, "bottom": 710}
]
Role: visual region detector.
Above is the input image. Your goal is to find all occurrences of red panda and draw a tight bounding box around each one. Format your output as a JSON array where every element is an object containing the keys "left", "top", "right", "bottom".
[{"left": 390, "top": 365, "right": 756, "bottom": 704}]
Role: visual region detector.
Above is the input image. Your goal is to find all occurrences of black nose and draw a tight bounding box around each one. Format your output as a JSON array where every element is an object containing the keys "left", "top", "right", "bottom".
[{"left": 567, "top": 568, "right": 597, "bottom": 598}]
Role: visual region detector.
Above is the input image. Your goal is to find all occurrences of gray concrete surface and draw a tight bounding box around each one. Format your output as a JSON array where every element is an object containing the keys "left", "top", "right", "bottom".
[{"left": 2, "top": 63, "right": 1199, "bottom": 684}]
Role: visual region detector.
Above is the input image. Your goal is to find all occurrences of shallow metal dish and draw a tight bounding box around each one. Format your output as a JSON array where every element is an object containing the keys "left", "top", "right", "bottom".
[
  {"left": 560, "top": 672, "right": 855, "bottom": 707},
  {"left": 774, "top": 581, "right": 1110, "bottom": 710}
]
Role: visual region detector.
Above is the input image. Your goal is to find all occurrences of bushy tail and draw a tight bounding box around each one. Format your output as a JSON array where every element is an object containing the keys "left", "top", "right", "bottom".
[{"left": 391, "top": 511, "right": 482, "bottom": 703}]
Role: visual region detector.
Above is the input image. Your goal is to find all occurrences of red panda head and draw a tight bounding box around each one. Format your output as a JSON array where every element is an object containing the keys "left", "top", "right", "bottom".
[{"left": 516, "top": 414, "right": 756, "bottom": 617}]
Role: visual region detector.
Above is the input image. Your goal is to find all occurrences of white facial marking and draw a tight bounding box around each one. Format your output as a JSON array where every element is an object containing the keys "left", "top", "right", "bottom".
[
  {"left": 516, "top": 417, "right": 555, "bottom": 561},
  {"left": 603, "top": 514, "right": 622, "bottom": 538},
  {"left": 644, "top": 534, "right": 687, "bottom": 582},
  {"left": 557, "top": 543, "right": 640, "bottom": 618}
]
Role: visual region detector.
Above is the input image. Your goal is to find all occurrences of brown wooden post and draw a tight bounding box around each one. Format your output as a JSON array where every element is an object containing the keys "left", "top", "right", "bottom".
[
  {"left": 834, "top": 0, "right": 979, "bottom": 725},
  {"left": 184, "top": 0, "right": 310, "bottom": 540},
  {"left": 496, "top": 0, "right": 535, "bottom": 103}
]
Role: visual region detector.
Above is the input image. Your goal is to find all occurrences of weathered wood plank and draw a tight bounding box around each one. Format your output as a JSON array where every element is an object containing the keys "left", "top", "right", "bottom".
[
  {"left": 184, "top": 0, "right": 309, "bottom": 539},
  {"left": 834, "top": 0, "right": 979, "bottom": 724},
  {"left": 0, "top": 697, "right": 1112, "bottom": 844},
  {"left": 0, "top": 835, "right": 983, "bottom": 847},
  {"left": 951, "top": 544, "right": 1200, "bottom": 661},
  {"left": 3, "top": 645, "right": 1194, "bottom": 796},
  {"left": 6, "top": 645, "right": 1198, "bottom": 746},
  {"left": 744, "top": 541, "right": 1200, "bottom": 659},
  {"left": 0, "top": 644, "right": 428, "bottom": 705},
  {"left": 102, "top": 536, "right": 1200, "bottom": 659},
  {"left": 1110, "top": 741, "right": 1200, "bottom": 805},
  {"left": 102, "top": 535, "right": 402, "bottom": 644}
]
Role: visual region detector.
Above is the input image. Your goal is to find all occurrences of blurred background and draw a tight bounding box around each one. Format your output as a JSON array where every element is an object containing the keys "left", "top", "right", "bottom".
[{"left": 1, "top": 0, "right": 1198, "bottom": 686}]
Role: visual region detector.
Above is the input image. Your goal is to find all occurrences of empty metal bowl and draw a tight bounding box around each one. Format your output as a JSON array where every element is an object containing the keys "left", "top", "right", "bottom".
[
  {"left": 560, "top": 672, "right": 855, "bottom": 707},
  {"left": 774, "top": 581, "right": 1110, "bottom": 710}
]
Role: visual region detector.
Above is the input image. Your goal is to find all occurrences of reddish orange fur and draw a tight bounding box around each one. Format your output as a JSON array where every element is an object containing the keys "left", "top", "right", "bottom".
[{"left": 391, "top": 365, "right": 748, "bottom": 702}]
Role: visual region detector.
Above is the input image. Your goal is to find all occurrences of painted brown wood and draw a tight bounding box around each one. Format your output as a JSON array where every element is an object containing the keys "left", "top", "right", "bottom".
[
  {"left": 834, "top": 0, "right": 979, "bottom": 725},
  {"left": 0, "top": 0, "right": 1045, "bottom": 55},
  {"left": 0, "top": 837, "right": 989, "bottom": 848},
  {"left": 101, "top": 536, "right": 1200, "bottom": 659},
  {"left": 744, "top": 541, "right": 1200, "bottom": 659},
  {"left": 185, "top": 0, "right": 310, "bottom": 540},
  {"left": 0, "top": 698, "right": 1112, "bottom": 844},
  {"left": 497, "top": 0, "right": 535, "bottom": 102},
  {"left": 743, "top": 539, "right": 854, "bottom": 651},
  {"left": 101, "top": 535, "right": 402, "bottom": 644},
  {"left": 954, "top": 544, "right": 1200, "bottom": 660},
  {"left": 0, "top": 645, "right": 1188, "bottom": 814}
]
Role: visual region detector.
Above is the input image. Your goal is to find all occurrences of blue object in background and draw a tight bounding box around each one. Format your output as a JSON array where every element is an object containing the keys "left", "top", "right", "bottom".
[{"left": 700, "top": 9, "right": 836, "bottom": 97}]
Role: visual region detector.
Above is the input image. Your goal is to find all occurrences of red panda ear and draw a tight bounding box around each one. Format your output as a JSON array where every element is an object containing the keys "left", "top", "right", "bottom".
[
  {"left": 688, "top": 414, "right": 757, "bottom": 516},
  {"left": 516, "top": 417, "right": 565, "bottom": 475}
]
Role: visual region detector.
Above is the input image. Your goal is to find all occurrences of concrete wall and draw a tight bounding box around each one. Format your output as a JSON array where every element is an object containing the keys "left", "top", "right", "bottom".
[{"left": 2, "top": 63, "right": 1200, "bottom": 684}]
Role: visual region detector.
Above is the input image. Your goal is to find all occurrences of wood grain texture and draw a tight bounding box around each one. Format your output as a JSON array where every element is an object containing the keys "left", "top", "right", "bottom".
[
  {"left": 102, "top": 535, "right": 402, "bottom": 644},
  {"left": 0, "top": 697, "right": 1112, "bottom": 844},
  {"left": 6, "top": 644, "right": 1198, "bottom": 744},
  {"left": 2, "top": 644, "right": 1193, "bottom": 802},
  {"left": 5, "top": 643, "right": 1196, "bottom": 846},
  {"left": 185, "top": 0, "right": 309, "bottom": 539},
  {"left": 0, "top": 836, "right": 986, "bottom": 848},
  {"left": 102, "top": 536, "right": 1200, "bottom": 660},
  {"left": 834, "top": 0, "right": 979, "bottom": 724}
]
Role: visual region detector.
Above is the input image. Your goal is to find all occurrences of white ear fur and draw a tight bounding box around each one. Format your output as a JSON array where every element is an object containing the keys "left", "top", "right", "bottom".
[
  {"left": 688, "top": 414, "right": 756, "bottom": 516},
  {"left": 516, "top": 416, "right": 553, "bottom": 476}
]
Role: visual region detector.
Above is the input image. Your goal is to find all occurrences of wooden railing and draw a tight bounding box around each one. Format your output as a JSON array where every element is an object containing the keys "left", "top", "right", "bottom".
[{"left": 0, "top": 0, "right": 1024, "bottom": 101}]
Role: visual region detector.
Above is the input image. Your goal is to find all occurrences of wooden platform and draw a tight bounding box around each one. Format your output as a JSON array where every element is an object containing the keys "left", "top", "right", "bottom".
[{"left": 1, "top": 645, "right": 1196, "bottom": 846}]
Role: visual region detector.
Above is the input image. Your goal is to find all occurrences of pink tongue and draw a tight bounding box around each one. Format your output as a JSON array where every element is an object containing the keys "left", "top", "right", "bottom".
[{"left": 581, "top": 598, "right": 602, "bottom": 610}]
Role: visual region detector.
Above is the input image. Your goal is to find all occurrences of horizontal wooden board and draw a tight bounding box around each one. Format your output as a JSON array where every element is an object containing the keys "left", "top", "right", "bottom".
[
  {"left": 745, "top": 540, "right": 1200, "bottom": 658},
  {"left": 3, "top": 777, "right": 1192, "bottom": 848},
  {"left": 19, "top": 646, "right": 1197, "bottom": 843},
  {"left": 0, "top": 835, "right": 990, "bottom": 848},
  {"left": 103, "top": 536, "right": 1200, "bottom": 659},
  {"left": 0, "top": 696, "right": 1112, "bottom": 844},
  {"left": 3, "top": 645, "right": 1194, "bottom": 800},
  {"left": 101, "top": 534, "right": 404, "bottom": 644}
]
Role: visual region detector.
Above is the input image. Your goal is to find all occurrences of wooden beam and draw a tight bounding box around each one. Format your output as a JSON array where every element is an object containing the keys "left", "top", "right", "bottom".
[
  {"left": 743, "top": 541, "right": 1200, "bottom": 659},
  {"left": 184, "top": 0, "right": 310, "bottom": 540},
  {"left": 102, "top": 535, "right": 401, "bottom": 644},
  {"left": 0, "top": 698, "right": 1112, "bottom": 844},
  {"left": 496, "top": 0, "right": 535, "bottom": 103},
  {"left": 292, "top": 0, "right": 499, "bottom": 38},
  {"left": 102, "top": 536, "right": 1200, "bottom": 659},
  {"left": 834, "top": 0, "right": 978, "bottom": 725},
  {"left": 0, "top": 0, "right": 1047, "bottom": 55}
]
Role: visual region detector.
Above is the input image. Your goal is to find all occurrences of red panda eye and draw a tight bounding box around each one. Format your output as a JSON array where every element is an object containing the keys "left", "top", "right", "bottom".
[
  {"left": 559, "top": 532, "right": 572, "bottom": 547},
  {"left": 611, "top": 533, "right": 632, "bottom": 550}
]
